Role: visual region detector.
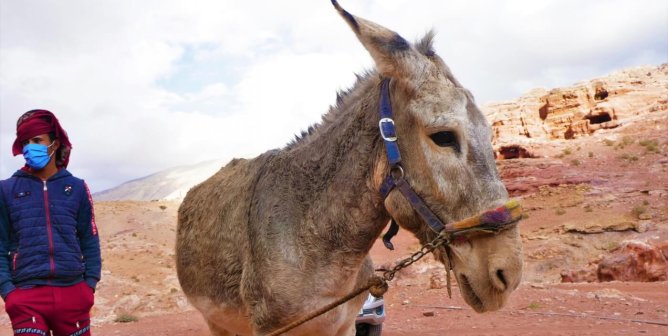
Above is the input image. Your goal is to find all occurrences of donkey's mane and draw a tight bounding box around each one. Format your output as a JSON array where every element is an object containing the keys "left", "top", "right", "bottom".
[
  {"left": 285, "top": 31, "right": 436, "bottom": 150},
  {"left": 285, "top": 69, "right": 375, "bottom": 150}
]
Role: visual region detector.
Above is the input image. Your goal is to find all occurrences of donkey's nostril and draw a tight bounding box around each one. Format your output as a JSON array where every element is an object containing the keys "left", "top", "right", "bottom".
[{"left": 496, "top": 269, "right": 507, "bottom": 289}]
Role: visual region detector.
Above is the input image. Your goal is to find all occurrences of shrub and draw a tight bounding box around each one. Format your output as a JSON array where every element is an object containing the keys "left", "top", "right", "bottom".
[
  {"left": 571, "top": 159, "right": 581, "bottom": 166},
  {"left": 527, "top": 302, "right": 541, "bottom": 310},
  {"left": 556, "top": 208, "right": 566, "bottom": 216},
  {"left": 588, "top": 152, "right": 594, "bottom": 158},
  {"left": 639, "top": 139, "right": 660, "bottom": 153},
  {"left": 115, "top": 313, "right": 139, "bottom": 323},
  {"left": 622, "top": 136, "right": 634, "bottom": 146},
  {"left": 631, "top": 205, "right": 647, "bottom": 219},
  {"left": 605, "top": 241, "right": 620, "bottom": 251},
  {"left": 603, "top": 139, "right": 615, "bottom": 146},
  {"left": 619, "top": 154, "right": 638, "bottom": 162},
  {"left": 159, "top": 205, "right": 167, "bottom": 210}
]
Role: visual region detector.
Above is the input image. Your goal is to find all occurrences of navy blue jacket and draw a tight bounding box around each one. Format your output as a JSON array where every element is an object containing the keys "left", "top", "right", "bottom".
[{"left": 0, "top": 169, "right": 101, "bottom": 299}]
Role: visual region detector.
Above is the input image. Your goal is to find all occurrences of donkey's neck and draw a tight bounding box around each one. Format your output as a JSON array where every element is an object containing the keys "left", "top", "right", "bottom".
[{"left": 284, "top": 78, "right": 390, "bottom": 254}]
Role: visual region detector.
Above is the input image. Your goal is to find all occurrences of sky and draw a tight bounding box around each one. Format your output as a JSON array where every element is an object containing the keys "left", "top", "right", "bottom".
[{"left": 1, "top": 0, "right": 667, "bottom": 192}]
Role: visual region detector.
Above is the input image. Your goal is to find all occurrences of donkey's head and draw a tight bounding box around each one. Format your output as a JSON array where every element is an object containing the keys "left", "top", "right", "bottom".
[{"left": 333, "top": 1, "right": 523, "bottom": 312}]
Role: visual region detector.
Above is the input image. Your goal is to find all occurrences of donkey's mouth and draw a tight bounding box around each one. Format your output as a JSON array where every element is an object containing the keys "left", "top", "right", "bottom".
[{"left": 458, "top": 274, "right": 485, "bottom": 312}]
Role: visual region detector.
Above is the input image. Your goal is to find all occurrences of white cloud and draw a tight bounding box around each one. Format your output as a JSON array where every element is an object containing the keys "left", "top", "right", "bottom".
[{"left": 1, "top": 0, "right": 666, "bottom": 192}]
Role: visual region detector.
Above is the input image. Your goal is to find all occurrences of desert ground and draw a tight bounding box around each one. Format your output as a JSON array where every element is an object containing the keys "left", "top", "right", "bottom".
[{"left": 1, "top": 69, "right": 667, "bottom": 334}]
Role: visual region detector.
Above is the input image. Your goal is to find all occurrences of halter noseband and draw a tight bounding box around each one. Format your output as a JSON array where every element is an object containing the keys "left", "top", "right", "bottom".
[{"left": 376, "top": 78, "right": 522, "bottom": 249}]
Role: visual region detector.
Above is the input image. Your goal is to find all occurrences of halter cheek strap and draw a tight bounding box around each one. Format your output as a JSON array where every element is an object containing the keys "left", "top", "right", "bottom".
[{"left": 377, "top": 78, "right": 522, "bottom": 248}]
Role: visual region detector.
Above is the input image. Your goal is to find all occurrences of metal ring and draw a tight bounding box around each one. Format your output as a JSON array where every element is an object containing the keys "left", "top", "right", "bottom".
[{"left": 390, "top": 165, "right": 404, "bottom": 180}]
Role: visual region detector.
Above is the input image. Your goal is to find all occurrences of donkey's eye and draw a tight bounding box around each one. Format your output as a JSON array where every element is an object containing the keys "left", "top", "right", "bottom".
[{"left": 430, "top": 131, "right": 459, "bottom": 150}]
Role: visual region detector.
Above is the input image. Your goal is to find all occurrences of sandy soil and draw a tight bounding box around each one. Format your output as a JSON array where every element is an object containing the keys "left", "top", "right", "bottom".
[{"left": 0, "top": 111, "right": 666, "bottom": 335}]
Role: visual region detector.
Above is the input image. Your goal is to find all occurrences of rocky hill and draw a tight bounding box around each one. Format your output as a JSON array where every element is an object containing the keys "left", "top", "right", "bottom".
[{"left": 484, "top": 64, "right": 668, "bottom": 159}]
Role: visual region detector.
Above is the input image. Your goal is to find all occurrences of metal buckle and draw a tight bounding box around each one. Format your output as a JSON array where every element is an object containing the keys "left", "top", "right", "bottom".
[
  {"left": 379, "top": 118, "right": 397, "bottom": 142},
  {"left": 390, "top": 165, "right": 404, "bottom": 180}
]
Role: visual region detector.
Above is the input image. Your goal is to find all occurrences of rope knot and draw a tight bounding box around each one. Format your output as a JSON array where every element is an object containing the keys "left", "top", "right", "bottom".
[{"left": 367, "top": 275, "right": 388, "bottom": 297}]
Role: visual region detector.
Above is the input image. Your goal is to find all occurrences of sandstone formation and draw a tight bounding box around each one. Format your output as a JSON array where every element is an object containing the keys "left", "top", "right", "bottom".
[
  {"left": 598, "top": 240, "right": 668, "bottom": 282},
  {"left": 484, "top": 64, "right": 668, "bottom": 159},
  {"left": 561, "top": 240, "right": 668, "bottom": 283}
]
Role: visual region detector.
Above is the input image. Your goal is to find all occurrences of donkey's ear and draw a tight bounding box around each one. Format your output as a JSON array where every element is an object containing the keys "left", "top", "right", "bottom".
[{"left": 332, "top": 0, "right": 423, "bottom": 80}]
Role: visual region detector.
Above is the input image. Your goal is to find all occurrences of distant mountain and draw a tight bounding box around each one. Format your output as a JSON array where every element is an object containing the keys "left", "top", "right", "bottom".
[{"left": 93, "top": 159, "right": 227, "bottom": 201}]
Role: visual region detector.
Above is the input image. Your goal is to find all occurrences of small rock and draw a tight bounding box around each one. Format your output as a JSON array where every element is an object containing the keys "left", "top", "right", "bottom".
[
  {"left": 423, "top": 311, "right": 435, "bottom": 317},
  {"left": 429, "top": 269, "right": 447, "bottom": 289},
  {"left": 636, "top": 221, "right": 653, "bottom": 233},
  {"left": 561, "top": 264, "right": 598, "bottom": 283},
  {"left": 638, "top": 213, "right": 652, "bottom": 220},
  {"left": 562, "top": 220, "right": 636, "bottom": 234},
  {"left": 402, "top": 300, "right": 411, "bottom": 305},
  {"left": 648, "top": 189, "right": 667, "bottom": 197},
  {"left": 530, "top": 283, "right": 545, "bottom": 289}
]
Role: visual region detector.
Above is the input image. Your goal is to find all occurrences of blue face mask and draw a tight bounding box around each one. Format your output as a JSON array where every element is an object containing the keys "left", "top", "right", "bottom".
[{"left": 22, "top": 141, "right": 56, "bottom": 170}]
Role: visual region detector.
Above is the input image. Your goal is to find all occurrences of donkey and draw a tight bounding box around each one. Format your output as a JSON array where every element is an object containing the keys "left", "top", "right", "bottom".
[{"left": 176, "top": 1, "right": 523, "bottom": 335}]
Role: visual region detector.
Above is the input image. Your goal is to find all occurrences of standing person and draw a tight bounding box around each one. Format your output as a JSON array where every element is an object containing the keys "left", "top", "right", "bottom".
[{"left": 0, "top": 109, "right": 101, "bottom": 336}]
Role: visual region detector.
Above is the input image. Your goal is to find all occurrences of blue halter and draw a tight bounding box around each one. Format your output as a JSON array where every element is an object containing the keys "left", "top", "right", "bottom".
[{"left": 377, "top": 78, "right": 449, "bottom": 249}]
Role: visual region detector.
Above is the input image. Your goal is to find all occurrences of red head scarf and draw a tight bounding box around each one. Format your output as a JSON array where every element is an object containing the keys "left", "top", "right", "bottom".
[{"left": 12, "top": 109, "right": 72, "bottom": 168}]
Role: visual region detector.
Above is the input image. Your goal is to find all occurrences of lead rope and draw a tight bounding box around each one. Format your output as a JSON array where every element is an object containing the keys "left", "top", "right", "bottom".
[
  {"left": 444, "top": 247, "right": 453, "bottom": 298},
  {"left": 265, "top": 277, "right": 386, "bottom": 336},
  {"left": 266, "top": 232, "right": 451, "bottom": 336}
]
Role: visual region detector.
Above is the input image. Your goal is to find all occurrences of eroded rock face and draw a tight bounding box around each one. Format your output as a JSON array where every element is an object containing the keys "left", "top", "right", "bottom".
[
  {"left": 561, "top": 240, "right": 668, "bottom": 283},
  {"left": 597, "top": 240, "right": 668, "bottom": 282},
  {"left": 484, "top": 64, "right": 668, "bottom": 158}
]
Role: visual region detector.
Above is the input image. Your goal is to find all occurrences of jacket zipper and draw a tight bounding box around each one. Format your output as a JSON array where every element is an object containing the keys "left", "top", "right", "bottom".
[
  {"left": 12, "top": 252, "right": 17, "bottom": 272},
  {"left": 43, "top": 180, "right": 56, "bottom": 278}
]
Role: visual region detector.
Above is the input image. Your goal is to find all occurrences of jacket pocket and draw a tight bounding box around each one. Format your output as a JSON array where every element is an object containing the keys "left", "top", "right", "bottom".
[{"left": 79, "top": 282, "right": 95, "bottom": 309}]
